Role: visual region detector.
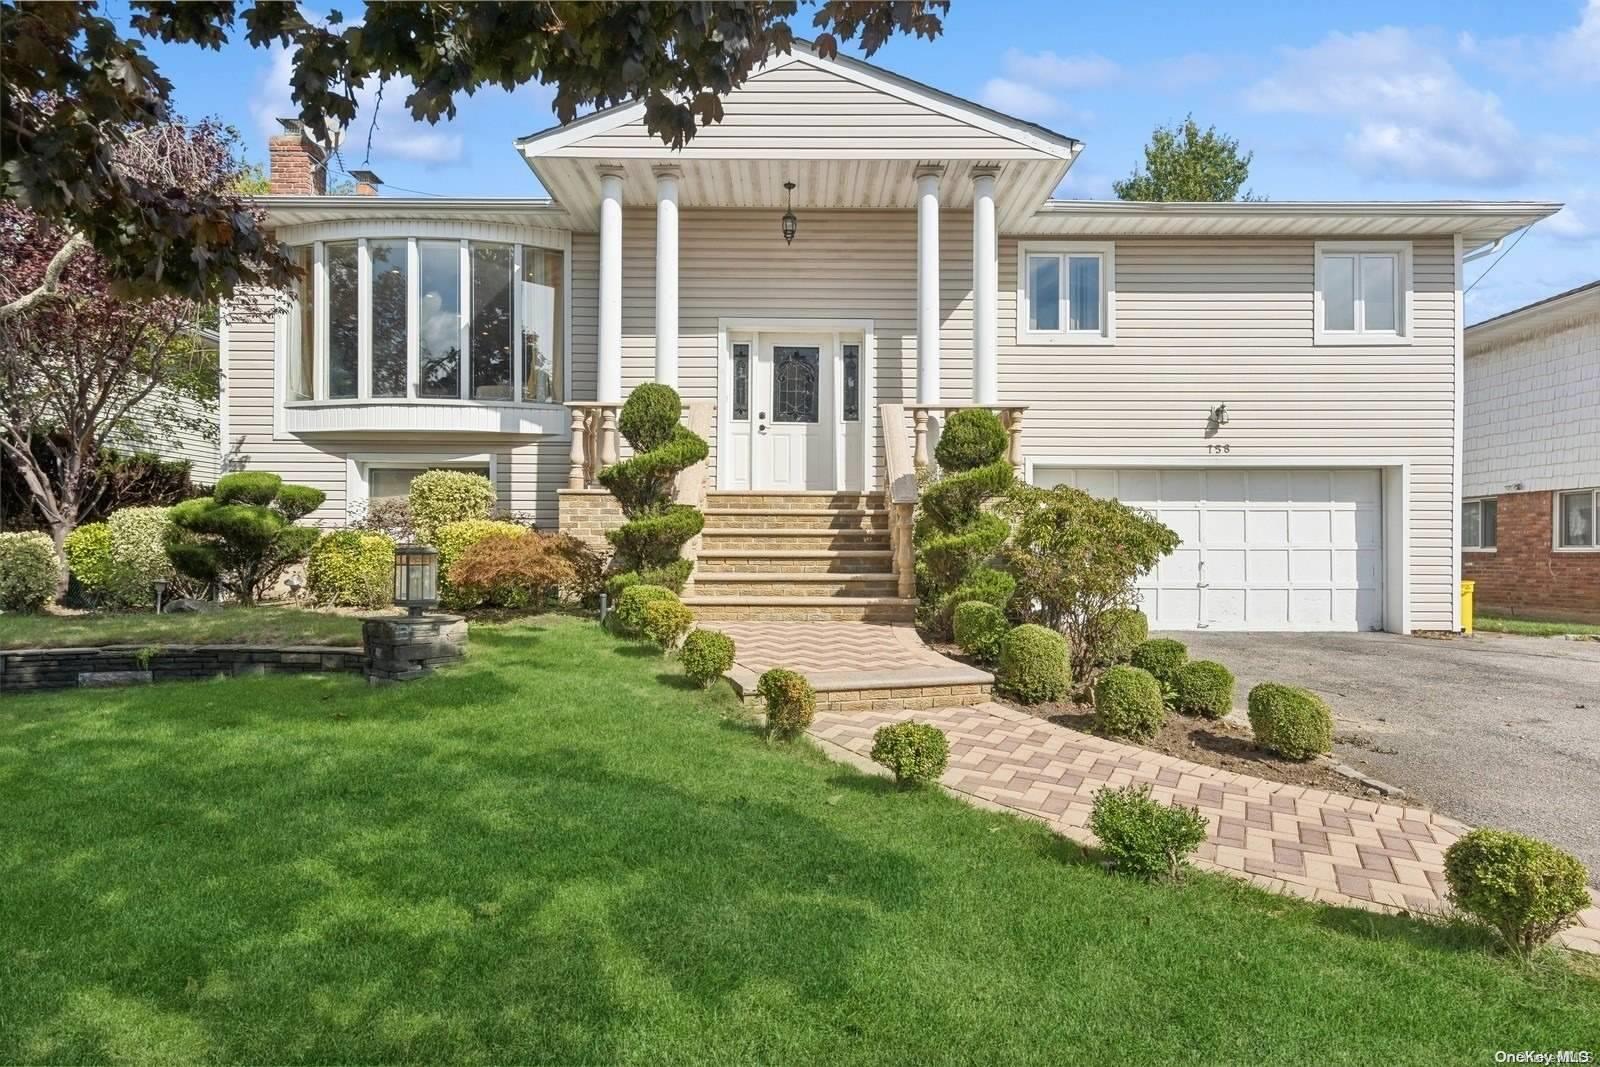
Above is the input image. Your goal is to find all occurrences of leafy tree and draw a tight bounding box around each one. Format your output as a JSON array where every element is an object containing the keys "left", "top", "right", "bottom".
[
  {"left": 3, "top": 1, "right": 947, "bottom": 312},
  {"left": 165, "top": 471, "right": 324, "bottom": 605},
  {"left": 1112, "top": 115, "right": 1257, "bottom": 202}
]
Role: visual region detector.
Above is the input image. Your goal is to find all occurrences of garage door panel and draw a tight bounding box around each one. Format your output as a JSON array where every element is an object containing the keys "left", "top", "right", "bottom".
[
  {"left": 1289, "top": 510, "right": 1333, "bottom": 543},
  {"left": 1292, "top": 588, "right": 1334, "bottom": 626},
  {"left": 1118, "top": 469, "right": 1160, "bottom": 501},
  {"left": 1291, "top": 549, "right": 1332, "bottom": 583},
  {"left": 1247, "top": 469, "right": 1289, "bottom": 500},
  {"left": 1163, "top": 546, "right": 1201, "bottom": 584},
  {"left": 1203, "top": 508, "right": 1246, "bottom": 541},
  {"left": 1248, "top": 549, "right": 1289, "bottom": 583},
  {"left": 1207, "top": 588, "right": 1246, "bottom": 626},
  {"left": 1333, "top": 469, "right": 1382, "bottom": 503},
  {"left": 1159, "top": 507, "right": 1201, "bottom": 542},
  {"left": 1246, "top": 509, "right": 1289, "bottom": 543},
  {"left": 1076, "top": 469, "right": 1117, "bottom": 497},
  {"left": 1290, "top": 470, "right": 1333, "bottom": 501},
  {"left": 1247, "top": 589, "right": 1291, "bottom": 626}
]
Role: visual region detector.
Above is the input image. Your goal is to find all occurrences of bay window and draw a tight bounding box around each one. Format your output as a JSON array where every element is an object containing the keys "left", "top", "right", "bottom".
[{"left": 284, "top": 235, "right": 565, "bottom": 406}]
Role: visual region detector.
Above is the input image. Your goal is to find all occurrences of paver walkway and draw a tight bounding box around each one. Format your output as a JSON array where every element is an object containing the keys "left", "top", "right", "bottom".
[{"left": 811, "top": 701, "right": 1600, "bottom": 955}]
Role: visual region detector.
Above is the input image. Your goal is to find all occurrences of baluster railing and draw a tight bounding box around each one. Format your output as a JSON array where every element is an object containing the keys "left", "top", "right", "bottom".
[
  {"left": 564, "top": 401, "right": 622, "bottom": 489},
  {"left": 908, "top": 403, "right": 1028, "bottom": 478},
  {"left": 879, "top": 403, "right": 919, "bottom": 600}
]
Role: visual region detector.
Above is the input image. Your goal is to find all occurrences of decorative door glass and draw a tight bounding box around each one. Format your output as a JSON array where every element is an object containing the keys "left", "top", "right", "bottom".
[
  {"left": 841, "top": 343, "right": 860, "bottom": 421},
  {"left": 732, "top": 343, "right": 750, "bottom": 420},
  {"left": 772, "top": 346, "right": 819, "bottom": 423}
]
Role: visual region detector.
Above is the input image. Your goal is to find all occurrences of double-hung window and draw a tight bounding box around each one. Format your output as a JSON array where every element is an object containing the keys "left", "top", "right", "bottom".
[
  {"left": 1462, "top": 498, "right": 1497, "bottom": 551},
  {"left": 1557, "top": 488, "right": 1599, "bottom": 550},
  {"left": 1315, "top": 242, "right": 1411, "bottom": 344},
  {"left": 1017, "top": 241, "right": 1115, "bottom": 344}
]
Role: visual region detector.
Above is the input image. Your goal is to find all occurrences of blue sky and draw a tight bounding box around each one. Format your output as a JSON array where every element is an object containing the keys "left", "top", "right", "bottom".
[{"left": 135, "top": 0, "right": 1600, "bottom": 322}]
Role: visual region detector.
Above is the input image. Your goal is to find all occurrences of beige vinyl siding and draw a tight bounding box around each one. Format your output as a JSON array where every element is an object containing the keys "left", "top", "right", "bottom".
[
  {"left": 546, "top": 62, "right": 1049, "bottom": 160},
  {"left": 114, "top": 385, "right": 220, "bottom": 482},
  {"left": 999, "top": 235, "right": 1460, "bottom": 631}
]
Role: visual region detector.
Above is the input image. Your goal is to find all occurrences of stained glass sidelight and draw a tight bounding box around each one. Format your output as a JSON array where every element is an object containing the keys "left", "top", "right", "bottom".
[
  {"left": 771, "top": 346, "right": 819, "bottom": 423},
  {"left": 842, "top": 343, "right": 860, "bottom": 421},
  {"left": 732, "top": 343, "right": 750, "bottom": 420}
]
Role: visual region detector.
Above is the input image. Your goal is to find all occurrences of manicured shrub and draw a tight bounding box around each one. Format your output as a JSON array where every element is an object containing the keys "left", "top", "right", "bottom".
[
  {"left": 64, "top": 522, "right": 114, "bottom": 598},
  {"left": 212, "top": 471, "right": 282, "bottom": 506},
  {"left": 409, "top": 469, "right": 496, "bottom": 544},
  {"left": 605, "top": 558, "right": 693, "bottom": 597},
  {"left": 756, "top": 668, "right": 816, "bottom": 741},
  {"left": 350, "top": 496, "right": 417, "bottom": 542},
  {"left": 936, "top": 565, "right": 1015, "bottom": 632},
  {"left": 681, "top": 629, "right": 736, "bottom": 688},
  {"left": 916, "top": 409, "right": 1015, "bottom": 638},
  {"left": 548, "top": 533, "right": 604, "bottom": 606},
  {"left": 871, "top": 722, "right": 950, "bottom": 787},
  {"left": 165, "top": 473, "right": 325, "bottom": 605},
  {"left": 434, "top": 519, "right": 528, "bottom": 608},
  {"left": 1130, "top": 638, "right": 1188, "bottom": 689},
  {"left": 1444, "top": 828, "right": 1591, "bottom": 955},
  {"left": 106, "top": 506, "right": 187, "bottom": 606},
  {"left": 0, "top": 532, "right": 61, "bottom": 612},
  {"left": 641, "top": 598, "right": 695, "bottom": 652},
  {"left": 1247, "top": 683, "right": 1334, "bottom": 760},
  {"left": 1095, "top": 607, "right": 1148, "bottom": 666},
  {"left": 306, "top": 530, "right": 395, "bottom": 608},
  {"left": 599, "top": 383, "right": 709, "bottom": 588},
  {"left": 612, "top": 584, "right": 679, "bottom": 637},
  {"left": 1093, "top": 665, "right": 1166, "bottom": 741},
  {"left": 953, "top": 600, "right": 1010, "bottom": 664},
  {"left": 1089, "top": 784, "right": 1209, "bottom": 881},
  {"left": 446, "top": 529, "right": 576, "bottom": 611},
  {"left": 1174, "top": 659, "right": 1235, "bottom": 720},
  {"left": 996, "top": 623, "right": 1070, "bottom": 704},
  {"left": 934, "top": 408, "right": 1009, "bottom": 471}
]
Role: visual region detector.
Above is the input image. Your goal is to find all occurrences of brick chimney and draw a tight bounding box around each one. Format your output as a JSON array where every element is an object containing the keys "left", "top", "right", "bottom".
[
  {"left": 349, "top": 169, "right": 383, "bottom": 197},
  {"left": 268, "top": 118, "right": 327, "bottom": 195}
]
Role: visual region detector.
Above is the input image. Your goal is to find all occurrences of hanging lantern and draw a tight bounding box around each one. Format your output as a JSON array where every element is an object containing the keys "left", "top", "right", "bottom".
[
  {"left": 393, "top": 544, "right": 440, "bottom": 616},
  {"left": 780, "top": 181, "right": 798, "bottom": 245}
]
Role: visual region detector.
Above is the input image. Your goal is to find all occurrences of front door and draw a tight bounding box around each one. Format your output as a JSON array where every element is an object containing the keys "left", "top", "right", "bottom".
[{"left": 753, "top": 334, "right": 834, "bottom": 490}]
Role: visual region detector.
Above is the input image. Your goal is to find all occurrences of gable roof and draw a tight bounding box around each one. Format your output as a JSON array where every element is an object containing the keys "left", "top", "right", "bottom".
[{"left": 1467, "top": 279, "right": 1600, "bottom": 352}]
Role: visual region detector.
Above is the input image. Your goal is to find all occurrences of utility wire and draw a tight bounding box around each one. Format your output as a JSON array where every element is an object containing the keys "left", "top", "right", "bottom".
[{"left": 1464, "top": 223, "right": 1535, "bottom": 296}]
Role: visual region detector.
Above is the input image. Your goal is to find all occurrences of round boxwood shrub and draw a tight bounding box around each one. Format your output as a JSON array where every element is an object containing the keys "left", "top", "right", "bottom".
[
  {"left": 1095, "top": 607, "right": 1149, "bottom": 666},
  {"left": 612, "top": 584, "right": 679, "bottom": 637},
  {"left": 434, "top": 519, "right": 527, "bottom": 608},
  {"left": 409, "top": 469, "right": 497, "bottom": 544},
  {"left": 617, "top": 382, "right": 682, "bottom": 452},
  {"left": 106, "top": 506, "right": 185, "bottom": 607},
  {"left": 934, "top": 407, "right": 1008, "bottom": 471},
  {"left": 997, "top": 623, "right": 1069, "bottom": 704},
  {"left": 1089, "top": 783, "right": 1209, "bottom": 881},
  {"left": 1093, "top": 665, "right": 1166, "bottom": 741},
  {"left": 871, "top": 722, "right": 950, "bottom": 787},
  {"left": 1174, "top": 659, "right": 1235, "bottom": 720},
  {"left": 681, "top": 629, "right": 735, "bottom": 688},
  {"left": 953, "top": 600, "right": 1010, "bottom": 664},
  {"left": 307, "top": 530, "right": 396, "bottom": 608},
  {"left": 936, "top": 565, "right": 1015, "bottom": 633},
  {"left": 1130, "top": 637, "right": 1188, "bottom": 688},
  {"left": 1444, "top": 828, "right": 1591, "bottom": 955},
  {"left": 1247, "top": 682, "right": 1334, "bottom": 760},
  {"left": 64, "top": 522, "right": 115, "bottom": 599},
  {"left": 756, "top": 668, "right": 816, "bottom": 741},
  {"left": 0, "top": 532, "right": 61, "bottom": 612},
  {"left": 641, "top": 598, "right": 695, "bottom": 652}
]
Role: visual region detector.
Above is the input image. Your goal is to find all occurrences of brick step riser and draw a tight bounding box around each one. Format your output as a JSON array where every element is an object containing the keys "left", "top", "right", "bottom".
[
  {"left": 694, "top": 578, "right": 901, "bottom": 598},
  {"left": 740, "top": 682, "right": 993, "bottom": 715},
  {"left": 700, "top": 532, "right": 891, "bottom": 551},
  {"left": 696, "top": 556, "right": 892, "bottom": 575},
  {"left": 688, "top": 603, "right": 917, "bottom": 624},
  {"left": 704, "top": 512, "right": 889, "bottom": 532},
  {"left": 707, "top": 493, "right": 886, "bottom": 511}
]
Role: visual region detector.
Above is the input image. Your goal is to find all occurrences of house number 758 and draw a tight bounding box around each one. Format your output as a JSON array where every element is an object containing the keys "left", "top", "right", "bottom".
[{"left": 1208, "top": 443, "right": 1231, "bottom": 454}]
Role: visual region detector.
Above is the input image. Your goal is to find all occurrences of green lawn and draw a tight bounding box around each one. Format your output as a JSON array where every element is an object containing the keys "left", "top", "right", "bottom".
[
  {"left": 0, "top": 606, "right": 365, "bottom": 650},
  {"left": 1476, "top": 614, "right": 1600, "bottom": 637},
  {"left": 2, "top": 617, "right": 1595, "bottom": 1063}
]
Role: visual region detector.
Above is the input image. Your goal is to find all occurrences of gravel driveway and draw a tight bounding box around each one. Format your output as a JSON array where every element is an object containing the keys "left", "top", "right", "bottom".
[{"left": 1170, "top": 630, "right": 1600, "bottom": 880}]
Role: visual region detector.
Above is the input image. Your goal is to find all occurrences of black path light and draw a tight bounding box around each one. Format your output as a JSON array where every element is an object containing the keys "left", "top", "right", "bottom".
[
  {"left": 393, "top": 544, "right": 440, "bottom": 616},
  {"left": 781, "top": 181, "right": 798, "bottom": 244}
]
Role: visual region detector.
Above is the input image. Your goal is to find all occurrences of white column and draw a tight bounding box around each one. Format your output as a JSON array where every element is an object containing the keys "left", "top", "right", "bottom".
[
  {"left": 597, "top": 167, "right": 625, "bottom": 404},
  {"left": 971, "top": 168, "right": 999, "bottom": 406},
  {"left": 653, "top": 166, "right": 680, "bottom": 388},
  {"left": 915, "top": 167, "right": 943, "bottom": 405}
]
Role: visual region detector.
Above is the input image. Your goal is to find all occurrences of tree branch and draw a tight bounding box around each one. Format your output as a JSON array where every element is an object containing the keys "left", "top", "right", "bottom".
[{"left": 0, "top": 232, "right": 88, "bottom": 323}]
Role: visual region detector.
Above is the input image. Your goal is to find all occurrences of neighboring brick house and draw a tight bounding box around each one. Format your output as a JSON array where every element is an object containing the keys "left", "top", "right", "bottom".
[{"left": 1462, "top": 280, "right": 1600, "bottom": 621}]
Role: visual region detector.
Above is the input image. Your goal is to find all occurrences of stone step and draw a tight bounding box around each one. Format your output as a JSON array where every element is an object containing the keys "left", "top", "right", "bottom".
[
  {"left": 699, "top": 528, "right": 891, "bottom": 552},
  {"left": 691, "top": 571, "right": 901, "bottom": 598},
  {"left": 706, "top": 491, "right": 885, "bottom": 511},
  {"left": 703, "top": 507, "right": 889, "bottom": 532},
  {"left": 695, "top": 549, "right": 894, "bottom": 574},
  {"left": 683, "top": 595, "right": 917, "bottom": 623}
]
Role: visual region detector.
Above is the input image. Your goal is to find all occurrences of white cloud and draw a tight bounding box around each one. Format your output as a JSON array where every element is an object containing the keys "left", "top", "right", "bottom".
[
  {"left": 1245, "top": 28, "right": 1532, "bottom": 186},
  {"left": 979, "top": 78, "right": 1068, "bottom": 122},
  {"left": 1545, "top": 191, "right": 1600, "bottom": 242},
  {"left": 1474, "top": 0, "right": 1600, "bottom": 85},
  {"left": 998, "top": 49, "right": 1121, "bottom": 90}
]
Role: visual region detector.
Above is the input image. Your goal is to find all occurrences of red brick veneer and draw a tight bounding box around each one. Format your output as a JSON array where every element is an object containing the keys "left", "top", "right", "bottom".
[{"left": 1463, "top": 489, "right": 1600, "bottom": 622}]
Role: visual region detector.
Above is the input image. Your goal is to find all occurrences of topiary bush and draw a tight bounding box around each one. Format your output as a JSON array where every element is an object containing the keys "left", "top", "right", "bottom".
[
  {"left": 681, "top": 628, "right": 735, "bottom": 688},
  {"left": 915, "top": 408, "right": 1014, "bottom": 637},
  {"left": 164, "top": 473, "right": 325, "bottom": 605},
  {"left": 612, "top": 584, "right": 679, "bottom": 637},
  {"left": 0, "top": 532, "right": 61, "bottom": 612},
  {"left": 306, "top": 530, "right": 395, "bottom": 608},
  {"left": 1093, "top": 665, "right": 1166, "bottom": 741},
  {"left": 64, "top": 522, "right": 114, "bottom": 602},
  {"left": 953, "top": 600, "right": 1010, "bottom": 665},
  {"left": 106, "top": 506, "right": 190, "bottom": 606},
  {"left": 410, "top": 469, "right": 496, "bottom": 544},
  {"left": 871, "top": 722, "right": 950, "bottom": 787},
  {"left": 642, "top": 598, "right": 695, "bottom": 653},
  {"left": 1130, "top": 637, "right": 1188, "bottom": 689},
  {"left": 599, "top": 383, "right": 709, "bottom": 589},
  {"left": 1095, "top": 607, "right": 1149, "bottom": 666},
  {"left": 756, "top": 667, "right": 816, "bottom": 741},
  {"left": 1247, "top": 682, "right": 1334, "bottom": 760},
  {"left": 1444, "top": 828, "right": 1591, "bottom": 955},
  {"left": 1089, "top": 784, "right": 1209, "bottom": 881},
  {"left": 447, "top": 529, "right": 576, "bottom": 611},
  {"left": 1174, "top": 660, "right": 1235, "bottom": 720},
  {"left": 996, "top": 623, "right": 1070, "bottom": 704},
  {"left": 605, "top": 558, "right": 693, "bottom": 597},
  {"left": 434, "top": 519, "right": 528, "bottom": 608}
]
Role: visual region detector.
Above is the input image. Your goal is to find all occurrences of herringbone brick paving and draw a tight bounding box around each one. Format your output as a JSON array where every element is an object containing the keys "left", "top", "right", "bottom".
[{"left": 810, "top": 701, "right": 1600, "bottom": 955}]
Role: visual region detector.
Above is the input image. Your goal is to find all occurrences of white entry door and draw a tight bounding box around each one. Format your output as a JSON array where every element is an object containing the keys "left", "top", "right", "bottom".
[
  {"left": 1033, "top": 467, "right": 1385, "bottom": 632},
  {"left": 753, "top": 334, "right": 834, "bottom": 490}
]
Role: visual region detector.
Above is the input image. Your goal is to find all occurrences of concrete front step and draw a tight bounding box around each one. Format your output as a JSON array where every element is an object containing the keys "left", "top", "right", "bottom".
[
  {"left": 684, "top": 595, "right": 917, "bottom": 623},
  {"left": 707, "top": 491, "right": 885, "bottom": 511},
  {"left": 696, "top": 549, "right": 894, "bottom": 574},
  {"left": 703, "top": 507, "right": 889, "bottom": 532},
  {"left": 699, "top": 528, "right": 891, "bottom": 552},
  {"left": 692, "top": 572, "right": 901, "bottom": 598}
]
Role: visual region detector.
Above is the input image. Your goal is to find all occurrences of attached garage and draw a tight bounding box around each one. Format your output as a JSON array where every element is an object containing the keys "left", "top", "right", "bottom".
[{"left": 1032, "top": 466, "right": 1387, "bottom": 632}]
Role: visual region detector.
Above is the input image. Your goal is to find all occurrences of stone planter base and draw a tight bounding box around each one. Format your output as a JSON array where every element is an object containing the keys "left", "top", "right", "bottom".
[{"left": 361, "top": 614, "right": 468, "bottom": 683}]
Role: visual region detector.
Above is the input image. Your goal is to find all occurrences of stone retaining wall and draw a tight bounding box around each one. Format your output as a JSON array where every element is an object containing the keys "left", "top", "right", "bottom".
[{"left": 0, "top": 645, "right": 366, "bottom": 694}]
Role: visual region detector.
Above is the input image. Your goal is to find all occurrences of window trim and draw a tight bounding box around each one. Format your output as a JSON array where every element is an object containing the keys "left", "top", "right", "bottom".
[
  {"left": 346, "top": 451, "right": 498, "bottom": 519},
  {"left": 1015, "top": 240, "right": 1116, "bottom": 346},
  {"left": 1554, "top": 487, "right": 1600, "bottom": 552},
  {"left": 1313, "top": 240, "right": 1413, "bottom": 346},
  {"left": 1462, "top": 496, "right": 1497, "bottom": 552}
]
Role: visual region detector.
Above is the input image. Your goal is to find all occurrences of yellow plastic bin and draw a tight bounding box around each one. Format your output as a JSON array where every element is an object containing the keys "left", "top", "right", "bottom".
[{"left": 1460, "top": 580, "right": 1475, "bottom": 635}]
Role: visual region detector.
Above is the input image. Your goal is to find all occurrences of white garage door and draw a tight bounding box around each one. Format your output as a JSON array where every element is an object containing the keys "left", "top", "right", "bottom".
[{"left": 1033, "top": 467, "right": 1384, "bottom": 632}]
